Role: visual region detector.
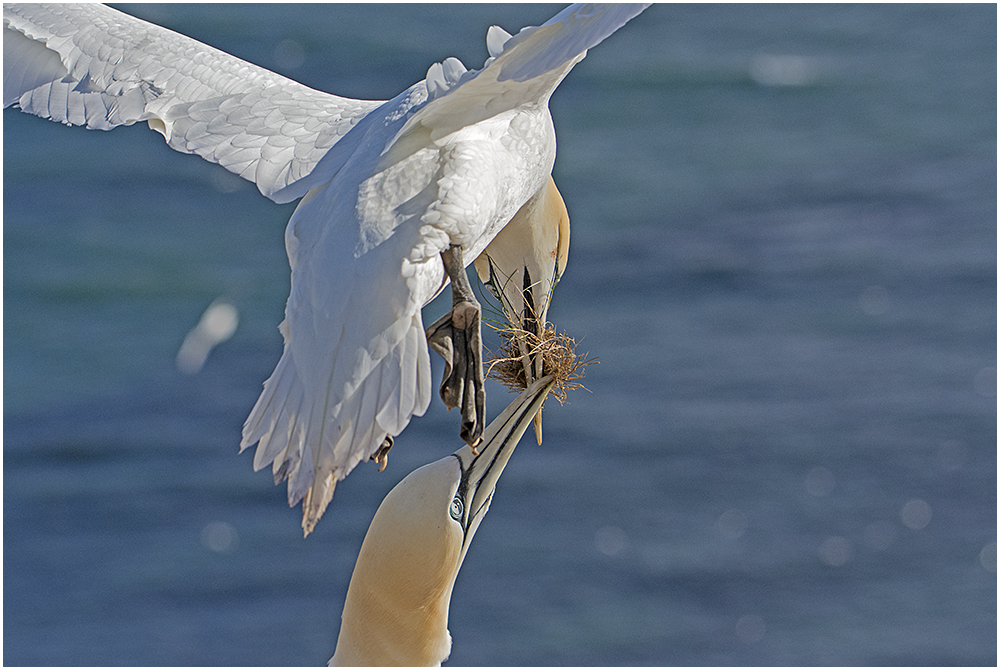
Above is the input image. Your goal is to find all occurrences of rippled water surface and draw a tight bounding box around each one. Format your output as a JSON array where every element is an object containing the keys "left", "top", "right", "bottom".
[{"left": 4, "top": 3, "right": 996, "bottom": 666}]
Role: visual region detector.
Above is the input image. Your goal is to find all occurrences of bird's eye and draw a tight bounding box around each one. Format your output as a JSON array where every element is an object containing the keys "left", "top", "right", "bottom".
[{"left": 449, "top": 497, "right": 464, "bottom": 521}]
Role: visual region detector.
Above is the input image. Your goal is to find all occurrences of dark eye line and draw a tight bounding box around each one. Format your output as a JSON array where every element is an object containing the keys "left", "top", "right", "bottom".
[{"left": 450, "top": 396, "right": 535, "bottom": 539}]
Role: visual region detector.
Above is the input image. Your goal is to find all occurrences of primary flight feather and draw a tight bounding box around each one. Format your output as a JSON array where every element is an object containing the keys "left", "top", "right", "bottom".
[{"left": 4, "top": 3, "right": 647, "bottom": 534}]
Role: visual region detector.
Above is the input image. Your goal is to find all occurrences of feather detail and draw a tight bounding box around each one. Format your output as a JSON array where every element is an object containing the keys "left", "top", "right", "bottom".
[
  {"left": 486, "top": 25, "right": 513, "bottom": 59},
  {"left": 8, "top": 3, "right": 648, "bottom": 536},
  {"left": 3, "top": 3, "right": 381, "bottom": 201},
  {"left": 242, "top": 312, "right": 432, "bottom": 537}
]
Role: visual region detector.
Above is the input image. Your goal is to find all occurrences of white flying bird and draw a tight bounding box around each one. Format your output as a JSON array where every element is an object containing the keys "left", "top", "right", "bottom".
[{"left": 4, "top": 3, "right": 647, "bottom": 534}]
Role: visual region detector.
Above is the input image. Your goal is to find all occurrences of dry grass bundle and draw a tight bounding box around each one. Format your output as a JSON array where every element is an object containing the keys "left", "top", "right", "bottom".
[{"left": 485, "top": 321, "right": 597, "bottom": 404}]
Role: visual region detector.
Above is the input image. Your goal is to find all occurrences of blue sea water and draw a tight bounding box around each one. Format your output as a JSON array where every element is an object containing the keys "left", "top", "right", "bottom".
[{"left": 3, "top": 3, "right": 996, "bottom": 666}]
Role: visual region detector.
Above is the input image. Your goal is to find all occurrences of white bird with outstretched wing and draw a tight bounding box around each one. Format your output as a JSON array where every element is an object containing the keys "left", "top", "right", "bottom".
[
  {"left": 5, "top": 3, "right": 648, "bottom": 534},
  {"left": 3, "top": 3, "right": 379, "bottom": 200}
]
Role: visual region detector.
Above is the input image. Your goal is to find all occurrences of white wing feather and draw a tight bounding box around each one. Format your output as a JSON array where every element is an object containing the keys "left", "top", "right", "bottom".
[
  {"left": 3, "top": 3, "right": 381, "bottom": 202},
  {"left": 241, "top": 4, "right": 648, "bottom": 533},
  {"left": 5, "top": 3, "right": 647, "bottom": 534}
]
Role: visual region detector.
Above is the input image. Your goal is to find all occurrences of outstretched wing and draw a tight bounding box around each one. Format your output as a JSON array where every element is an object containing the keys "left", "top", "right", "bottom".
[
  {"left": 3, "top": 3, "right": 382, "bottom": 202},
  {"left": 277, "top": 3, "right": 650, "bottom": 199},
  {"left": 408, "top": 2, "right": 650, "bottom": 138},
  {"left": 242, "top": 4, "right": 649, "bottom": 535}
]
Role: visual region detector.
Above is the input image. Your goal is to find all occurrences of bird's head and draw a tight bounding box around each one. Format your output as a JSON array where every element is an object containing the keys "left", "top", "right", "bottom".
[
  {"left": 474, "top": 176, "right": 569, "bottom": 441},
  {"left": 331, "top": 375, "right": 556, "bottom": 667}
]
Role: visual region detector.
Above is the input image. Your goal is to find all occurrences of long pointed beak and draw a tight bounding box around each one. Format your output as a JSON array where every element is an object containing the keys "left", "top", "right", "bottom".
[
  {"left": 454, "top": 375, "right": 555, "bottom": 551},
  {"left": 519, "top": 297, "right": 548, "bottom": 446}
]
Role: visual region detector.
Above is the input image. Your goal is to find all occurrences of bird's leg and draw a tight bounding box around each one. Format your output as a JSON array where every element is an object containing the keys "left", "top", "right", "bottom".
[
  {"left": 425, "top": 244, "right": 485, "bottom": 449},
  {"left": 369, "top": 435, "right": 393, "bottom": 472}
]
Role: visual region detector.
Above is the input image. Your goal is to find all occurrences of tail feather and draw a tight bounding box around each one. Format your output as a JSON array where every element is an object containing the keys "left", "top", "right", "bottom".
[
  {"left": 302, "top": 471, "right": 336, "bottom": 536},
  {"left": 261, "top": 392, "right": 304, "bottom": 475},
  {"left": 286, "top": 433, "right": 315, "bottom": 505},
  {"left": 242, "top": 313, "right": 431, "bottom": 535},
  {"left": 242, "top": 324, "right": 304, "bottom": 470}
]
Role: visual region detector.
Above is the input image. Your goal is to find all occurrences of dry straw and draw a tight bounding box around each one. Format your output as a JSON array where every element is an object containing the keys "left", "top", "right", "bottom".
[{"left": 485, "top": 321, "right": 597, "bottom": 404}]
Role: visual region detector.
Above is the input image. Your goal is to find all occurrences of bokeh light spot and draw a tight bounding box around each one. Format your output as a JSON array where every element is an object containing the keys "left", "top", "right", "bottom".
[
  {"left": 201, "top": 521, "right": 239, "bottom": 553},
  {"left": 595, "top": 525, "right": 628, "bottom": 557},
  {"left": 749, "top": 54, "right": 816, "bottom": 87},
  {"left": 858, "top": 285, "right": 891, "bottom": 316},
  {"left": 900, "top": 499, "right": 932, "bottom": 530},
  {"left": 275, "top": 38, "right": 305, "bottom": 70},
  {"left": 818, "top": 536, "right": 853, "bottom": 567},
  {"left": 176, "top": 299, "right": 240, "bottom": 374},
  {"left": 716, "top": 508, "right": 748, "bottom": 540},
  {"left": 804, "top": 466, "right": 835, "bottom": 497},
  {"left": 979, "top": 542, "right": 996, "bottom": 573},
  {"left": 211, "top": 168, "right": 243, "bottom": 194}
]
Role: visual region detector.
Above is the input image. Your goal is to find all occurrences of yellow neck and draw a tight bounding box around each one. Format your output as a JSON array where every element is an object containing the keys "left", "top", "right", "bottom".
[{"left": 331, "top": 577, "right": 452, "bottom": 666}]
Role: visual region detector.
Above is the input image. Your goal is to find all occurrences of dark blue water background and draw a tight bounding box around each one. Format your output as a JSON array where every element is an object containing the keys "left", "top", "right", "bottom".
[{"left": 4, "top": 4, "right": 996, "bottom": 666}]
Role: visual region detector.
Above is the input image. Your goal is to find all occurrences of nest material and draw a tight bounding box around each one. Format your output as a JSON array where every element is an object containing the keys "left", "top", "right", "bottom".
[{"left": 485, "top": 322, "right": 596, "bottom": 404}]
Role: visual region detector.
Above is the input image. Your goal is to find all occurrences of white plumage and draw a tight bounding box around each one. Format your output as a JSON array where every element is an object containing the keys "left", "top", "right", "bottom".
[
  {"left": 4, "top": 3, "right": 647, "bottom": 534},
  {"left": 3, "top": 4, "right": 377, "bottom": 199}
]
